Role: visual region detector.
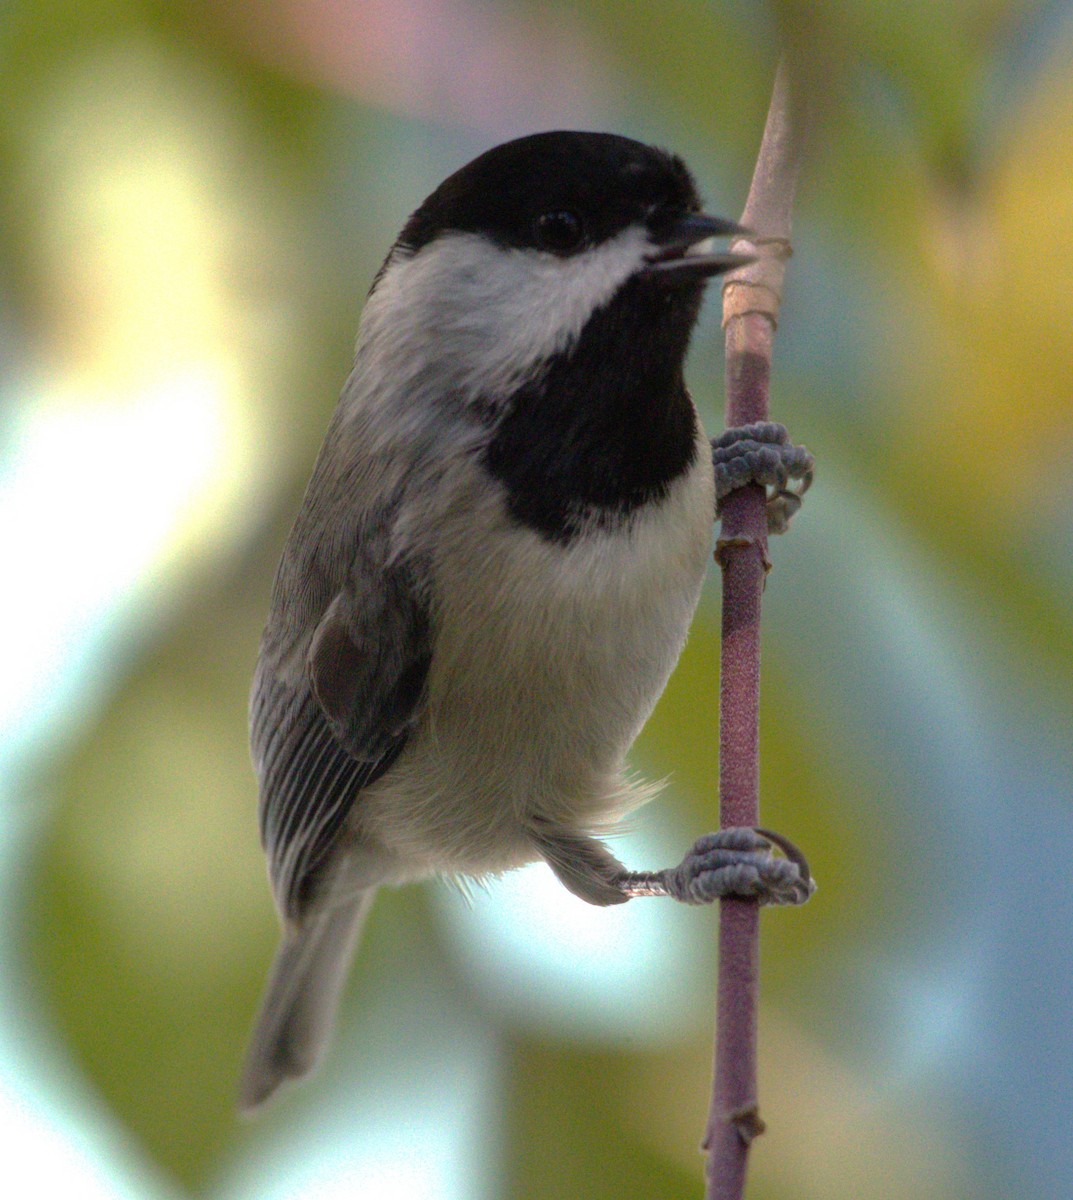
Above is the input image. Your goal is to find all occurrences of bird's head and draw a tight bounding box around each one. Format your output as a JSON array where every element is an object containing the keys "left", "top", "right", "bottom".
[{"left": 357, "top": 131, "right": 748, "bottom": 406}]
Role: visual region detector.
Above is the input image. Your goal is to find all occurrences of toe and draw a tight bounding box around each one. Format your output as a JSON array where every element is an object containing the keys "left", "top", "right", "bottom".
[
  {"left": 712, "top": 421, "right": 788, "bottom": 450},
  {"left": 668, "top": 827, "right": 814, "bottom": 906}
]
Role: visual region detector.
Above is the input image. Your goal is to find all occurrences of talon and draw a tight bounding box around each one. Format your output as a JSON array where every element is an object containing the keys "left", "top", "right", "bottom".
[
  {"left": 754, "top": 826, "right": 815, "bottom": 895},
  {"left": 712, "top": 422, "right": 813, "bottom": 534}
]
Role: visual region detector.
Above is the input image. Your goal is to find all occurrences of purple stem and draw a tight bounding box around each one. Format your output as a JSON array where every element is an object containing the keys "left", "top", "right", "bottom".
[{"left": 704, "top": 59, "right": 808, "bottom": 1200}]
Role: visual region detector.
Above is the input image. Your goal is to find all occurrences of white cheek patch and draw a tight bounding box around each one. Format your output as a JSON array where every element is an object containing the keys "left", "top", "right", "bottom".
[{"left": 354, "top": 227, "right": 652, "bottom": 409}]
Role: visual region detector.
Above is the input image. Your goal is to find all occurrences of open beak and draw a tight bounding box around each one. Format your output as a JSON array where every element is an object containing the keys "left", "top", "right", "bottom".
[{"left": 642, "top": 213, "right": 754, "bottom": 280}]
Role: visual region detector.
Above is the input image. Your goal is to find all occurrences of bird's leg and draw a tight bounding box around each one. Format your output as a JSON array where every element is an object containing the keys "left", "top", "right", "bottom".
[
  {"left": 712, "top": 421, "right": 813, "bottom": 534},
  {"left": 531, "top": 825, "right": 634, "bottom": 906},
  {"left": 533, "top": 824, "right": 814, "bottom": 908}
]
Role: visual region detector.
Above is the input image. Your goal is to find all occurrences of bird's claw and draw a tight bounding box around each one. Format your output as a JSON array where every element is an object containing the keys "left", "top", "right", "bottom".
[
  {"left": 712, "top": 422, "right": 813, "bottom": 534},
  {"left": 661, "top": 826, "right": 815, "bottom": 906}
]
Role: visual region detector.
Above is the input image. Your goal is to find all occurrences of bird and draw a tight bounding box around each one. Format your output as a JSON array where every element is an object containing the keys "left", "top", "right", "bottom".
[{"left": 240, "top": 130, "right": 813, "bottom": 1112}]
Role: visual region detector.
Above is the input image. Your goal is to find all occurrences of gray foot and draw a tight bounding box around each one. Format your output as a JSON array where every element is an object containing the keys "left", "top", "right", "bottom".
[
  {"left": 617, "top": 827, "right": 815, "bottom": 906},
  {"left": 712, "top": 422, "right": 813, "bottom": 534}
]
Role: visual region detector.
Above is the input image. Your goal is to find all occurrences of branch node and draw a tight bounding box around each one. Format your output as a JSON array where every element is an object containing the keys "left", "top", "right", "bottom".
[
  {"left": 729, "top": 1105, "right": 767, "bottom": 1145},
  {"left": 722, "top": 233, "right": 795, "bottom": 328},
  {"left": 749, "top": 235, "right": 794, "bottom": 260},
  {"left": 715, "top": 534, "right": 772, "bottom": 575},
  {"left": 721, "top": 280, "right": 783, "bottom": 328}
]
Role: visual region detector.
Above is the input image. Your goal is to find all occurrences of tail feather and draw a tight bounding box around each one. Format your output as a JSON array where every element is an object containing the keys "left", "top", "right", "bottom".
[{"left": 239, "top": 890, "right": 375, "bottom": 1113}]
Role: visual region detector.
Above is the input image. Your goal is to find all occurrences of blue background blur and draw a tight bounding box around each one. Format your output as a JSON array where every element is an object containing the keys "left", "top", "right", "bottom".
[{"left": 3, "top": 1, "right": 1073, "bottom": 1197}]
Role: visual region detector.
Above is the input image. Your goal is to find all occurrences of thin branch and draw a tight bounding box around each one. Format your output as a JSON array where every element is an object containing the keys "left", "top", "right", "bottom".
[{"left": 704, "top": 57, "right": 810, "bottom": 1200}]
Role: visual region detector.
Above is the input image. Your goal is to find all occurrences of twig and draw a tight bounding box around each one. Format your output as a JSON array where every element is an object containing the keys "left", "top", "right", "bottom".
[{"left": 704, "top": 57, "right": 810, "bottom": 1200}]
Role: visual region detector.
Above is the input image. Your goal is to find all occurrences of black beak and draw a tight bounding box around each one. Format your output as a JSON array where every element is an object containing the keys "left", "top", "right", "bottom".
[{"left": 642, "top": 213, "right": 754, "bottom": 280}]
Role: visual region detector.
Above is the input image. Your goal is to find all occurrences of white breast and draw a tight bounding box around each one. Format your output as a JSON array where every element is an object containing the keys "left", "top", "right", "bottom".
[{"left": 358, "top": 428, "right": 715, "bottom": 877}]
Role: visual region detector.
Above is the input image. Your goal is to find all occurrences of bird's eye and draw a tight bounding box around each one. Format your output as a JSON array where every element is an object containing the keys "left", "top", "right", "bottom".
[{"left": 534, "top": 210, "right": 585, "bottom": 255}]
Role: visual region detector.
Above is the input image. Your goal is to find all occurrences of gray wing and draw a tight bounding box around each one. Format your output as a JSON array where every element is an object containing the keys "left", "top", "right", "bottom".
[{"left": 251, "top": 554, "right": 431, "bottom": 919}]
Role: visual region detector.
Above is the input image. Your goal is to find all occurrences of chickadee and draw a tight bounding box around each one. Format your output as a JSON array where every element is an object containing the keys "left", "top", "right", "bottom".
[{"left": 240, "top": 131, "right": 813, "bottom": 1112}]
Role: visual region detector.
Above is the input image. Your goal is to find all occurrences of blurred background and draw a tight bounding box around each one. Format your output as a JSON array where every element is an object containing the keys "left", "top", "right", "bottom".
[{"left": 2, "top": 0, "right": 1073, "bottom": 1196}]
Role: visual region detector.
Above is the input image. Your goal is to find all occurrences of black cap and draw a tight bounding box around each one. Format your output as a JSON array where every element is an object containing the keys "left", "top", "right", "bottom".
[{"left": 397, "top": 131, "right": 705, "bottom": 257}]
